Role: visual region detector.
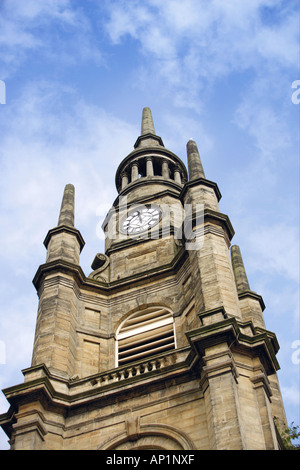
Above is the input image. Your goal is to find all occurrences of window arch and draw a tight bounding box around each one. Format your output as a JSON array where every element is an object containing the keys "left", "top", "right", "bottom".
[{"left": 116, "top": 306, "right": 176, "bottom": 367}]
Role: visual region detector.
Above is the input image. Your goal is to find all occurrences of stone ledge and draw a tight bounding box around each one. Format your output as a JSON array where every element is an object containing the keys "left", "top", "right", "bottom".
[
  {"left": 180, "top": 177, "right": 222, "bottom": 202},
  {"left": 1, "top": 347, "right": 195, "bottom": 418},
  {"left": 238, "top": 290, "right": 266, "bottom": 311},
  {"left": 12, "top": 411, "right": 47, "bottom": 441},
  {"left": 43, "top": 225, "right": 85, "bottom": 251},
  {"left": 32, "top": 246, "right": 189, "bottom": 293},
  {"left": 186, "top": 314, "right": 280, "bottom": 375},
  {"left": 182, "top": 208, "right": 235, "bottom": 242}
]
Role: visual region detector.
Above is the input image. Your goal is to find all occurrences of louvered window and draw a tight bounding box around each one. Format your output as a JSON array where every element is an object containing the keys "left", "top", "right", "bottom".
[{"left": 116, "top": 307, "right": 176, "bottom": 366}]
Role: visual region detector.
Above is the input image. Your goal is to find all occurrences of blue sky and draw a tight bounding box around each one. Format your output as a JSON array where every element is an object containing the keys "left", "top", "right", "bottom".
[{"left": 0, "top": 0, "right": 299, "bottom": 449}]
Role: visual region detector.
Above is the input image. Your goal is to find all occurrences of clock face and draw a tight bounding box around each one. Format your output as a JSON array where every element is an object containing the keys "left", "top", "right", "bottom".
[{"left": 121, "top": 206, "right": 161, "bottom": 235}]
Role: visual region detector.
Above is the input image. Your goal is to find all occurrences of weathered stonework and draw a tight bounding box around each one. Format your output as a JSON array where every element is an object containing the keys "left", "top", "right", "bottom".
[{"left": 0, "top": 108, "right": 287, "bottom": 450}]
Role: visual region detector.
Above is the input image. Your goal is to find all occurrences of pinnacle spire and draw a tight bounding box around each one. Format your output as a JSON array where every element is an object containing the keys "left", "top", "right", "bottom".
[
  {"left": 134, "top": 107, "right": 164, "bottom": 149},
  {"left": 186, "top": 139, "right": 205, "bottom": 180},
  {"left": 141, "top": 107, "right": 156, "bottom": 135},
  {"left": 43, "top": 183, "right": 85, "bottom": 264},
  {"left": 231, "top": 245, "right": 250, "bottom": 294},
  {"left": 58, "top": 184, "right": 75, "bottom": 227}
]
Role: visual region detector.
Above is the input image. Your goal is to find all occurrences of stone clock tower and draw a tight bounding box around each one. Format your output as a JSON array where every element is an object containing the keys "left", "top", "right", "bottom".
[{"left": 0, "top": 108, "right": 287, "bottom": 450}]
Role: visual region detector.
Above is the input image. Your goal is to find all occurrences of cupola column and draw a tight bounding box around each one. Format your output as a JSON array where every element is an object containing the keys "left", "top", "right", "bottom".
[
  {"left": 174, "top": 166, "right": 182, "bottom": 184},
  {"left": 121, "top": 171, "right": 129, "bottom": 189},
  {"left": 131, "top": 162, "right": 139, "bottom": 181},
  {"left": 146, "top": 156, "right": 154, "bottom": 176},
  {"left": 162, "top": 159, "right": 170, "bottom": 179}
]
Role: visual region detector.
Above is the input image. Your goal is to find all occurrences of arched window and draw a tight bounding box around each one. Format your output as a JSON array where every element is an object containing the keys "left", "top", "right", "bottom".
[{"left": 116, "top": 306, "right": 176, "bottom": 367}]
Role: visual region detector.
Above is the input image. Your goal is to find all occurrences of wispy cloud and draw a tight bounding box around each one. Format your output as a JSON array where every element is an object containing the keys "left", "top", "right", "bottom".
[
  {"left": 0, "top": 0, "right": 102, "bottom": 77},
  {"left": 104, "top": 0, "right": 298, "bottom": 108},
  {"left": 245, "top": 223, "right": 299, "bottom": 283},
  {"left": 0, "top": 81, "right": 137, "bottom": 271}
]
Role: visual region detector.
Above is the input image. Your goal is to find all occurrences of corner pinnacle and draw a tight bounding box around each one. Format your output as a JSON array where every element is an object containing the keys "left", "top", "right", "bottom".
[
  {"left": 231, "top": 245, "right": 251, "bottom": 294},
  {"left": 58, "top": 184, "right": 75, "bottom": 227},
  {"left": 186, "top": 139, "right": 205, "bottom": 180}
]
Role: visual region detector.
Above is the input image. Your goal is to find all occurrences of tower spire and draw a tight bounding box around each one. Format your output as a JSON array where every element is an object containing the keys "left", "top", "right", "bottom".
[
  {"left": 141, "top": 107, "right": 156, "bottom": 135},
  {"left": 58, "top": 184, "right": 75, "bottom": 227},
  {"left": 186, "top": 139, "right": 205, "bottom": 180},
  {"left": 134, "top": 107, "right": 164, "bottom": 149}
]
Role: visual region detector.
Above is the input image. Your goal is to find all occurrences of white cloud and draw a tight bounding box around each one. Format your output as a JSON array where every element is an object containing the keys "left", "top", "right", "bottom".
[
  {"left": 0, "top": 0, "right": 101, "bottom": 77},
  {"left": 235, "top": 103, "right": 291, "bottom": 158},
  {"left": 0, "top": 81, "right": 137, "bottom": 271},
  {"left": 282, "top": 384, "right": 300, "bottom": 407},
  {"left": 237, "top": 221, "right": 299, "bottom": 283},
  {"left": 104, "top": 0, "right": 298, "bottom": 107}
]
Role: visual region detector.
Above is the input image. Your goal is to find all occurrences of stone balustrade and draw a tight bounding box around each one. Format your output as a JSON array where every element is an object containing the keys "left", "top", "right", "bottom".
[
  {"left": 90, "top": 357, "right": 166, "bottom": 388},
  {"left": 88, "top": 348, "right": 189, "bottom": 389},
  {"left": 21, "top": 348, "right": 190, "bottom": 401}
]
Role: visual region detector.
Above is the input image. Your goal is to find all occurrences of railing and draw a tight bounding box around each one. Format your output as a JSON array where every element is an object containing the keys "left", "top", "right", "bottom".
[
  {"left": 21, "top": 348, "right": 190, "bottom": 400},
  {"left": 88, "top": 350, "right": 184, "bottom": 388}
]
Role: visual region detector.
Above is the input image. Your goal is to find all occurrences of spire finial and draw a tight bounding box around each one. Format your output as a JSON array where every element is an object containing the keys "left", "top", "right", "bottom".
[
  {"left": 141, "top": 107, "right": 156, "bottom": 136},
  {"left": 231, "top": 245, "right": 250, "bottom": 294},
  {"left": 186, "top": 139, "right": 205, "bottom": 180},
  {"left": 58, "top": 184, "right": 75, "bottom": 227},
  {"left": 134, "top": 107, "right": 164, "bottom": 149}
]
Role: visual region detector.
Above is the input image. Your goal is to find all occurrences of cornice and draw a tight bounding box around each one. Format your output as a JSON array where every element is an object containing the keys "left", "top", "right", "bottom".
[
  {"left": 32, "top": 246, "right": 189, "bottom": 295},
  {"left": 238, "top": 290, "right": 266, "bottom": 311},
  {"left": 184, "top": 208, "right": 235, "bottom": 242},
  {"left": 186, "top": 312, "right": 280, "bottom": 375},
  {"left": 1, "top": 347, "right": 195, "bottom": 416},
  {"left": 134, "top": 133, "right": 164, "bottom": 148},
  {"left": 180, "top": 177, "right": 222, "bottom": 202},
  {"left": 43, "top": 225, "right": 85, "bottom": 252}
]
